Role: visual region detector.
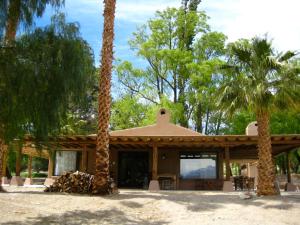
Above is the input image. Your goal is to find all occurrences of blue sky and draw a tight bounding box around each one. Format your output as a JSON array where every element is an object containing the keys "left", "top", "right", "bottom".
[{"left": 36, "top": 0, "right": 300, "bottom": 67}]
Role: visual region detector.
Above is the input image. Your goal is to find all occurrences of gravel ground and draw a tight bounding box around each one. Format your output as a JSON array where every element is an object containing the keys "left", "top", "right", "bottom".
[{"left": 0, "top": 186, "right": 299, "bottom": 225}]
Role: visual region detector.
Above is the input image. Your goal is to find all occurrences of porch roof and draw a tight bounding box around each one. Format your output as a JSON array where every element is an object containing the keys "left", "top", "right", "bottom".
[
  {"left": 22, "top": 108, "right": 300, "bottom": 160},
  {"left": 23, "top": 134, "right": 300, "bottom": 160}
]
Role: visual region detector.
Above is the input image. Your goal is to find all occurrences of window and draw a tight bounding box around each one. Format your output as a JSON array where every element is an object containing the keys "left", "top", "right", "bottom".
[
  {"left": 55, "top": 151, "right": 78, "bottom": 176},
  {"left": 180, "top": 153, "right": 217, "bottom": 179}
]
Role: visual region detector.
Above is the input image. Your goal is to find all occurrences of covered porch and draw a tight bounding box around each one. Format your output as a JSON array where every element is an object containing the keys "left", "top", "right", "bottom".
[
  {"left": 6, "top": 109, "right": 300, "bottom": 191},
  {"left": 16, "top": 133, "right": 300, "bottom": 191}
]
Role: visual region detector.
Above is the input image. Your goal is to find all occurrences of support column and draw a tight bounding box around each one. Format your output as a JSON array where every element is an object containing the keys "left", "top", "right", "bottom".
[
  {"left": 247, "top": 163, "right": 251, "bottom": 177},
  {"left": 44, "top": 151, "right": 55, "bottom": 186},
  {"left": 225, "top": 146, "right": 231, "bottom": 181},
  {"left": 152, "top": 145, "right": 158, "bottom": 180},
  {"left": 1, "top": 145, "right": 9, "bottom": 185},
  {"left": 48, "top": 153, "right": 54, "bottom": 177},
  {"left": 15, "top": 147, "right": 21, "bottom": 176},
  {"left": 285, "top": 150, "right": 297, "bottom": 191},
  {"left": 286, "top": 151, "right": 291, "bottom": 183},
  {"left": 218, "top": 152, "right": 224, "bottom": 179},
  {"left": 149, "top": 144, "right": 160, "bottom": 191},
  {"left": 81, "top": 145, "right": 88, "bottom": 172},
  {"left": 223, "top": 146, "right": 233, "bottom": 192},
  {"left": 10, "top": 146, "right": 23, "bottom": 186},
  {"left": 24, "top": 156, "right": 33, "bottom": 185}
]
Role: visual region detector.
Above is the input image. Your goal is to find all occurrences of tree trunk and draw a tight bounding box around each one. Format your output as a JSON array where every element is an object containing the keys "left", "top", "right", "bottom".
[
  {"left": 92, "top": 0, "right": 116, "bottom": 195},
  {"left": 195, "top": 103, "right": 202, "bottom": 133},
  {"left": 204, "top": 108, "right": 210, "bottom": 135},
  {"left": 1, "top": 0, "right": 21, "bottom": 191},
  {"left": 5, "top": 0, "right": 21, "bottom": 42},
  {"left": 256, "top": 110, "right": 278, "bottom": 196},
  {"left": 0, "top": 139, "right": 4, "bottom": 191},
  {"left": 215, "top": 112, "right": 222, "bottom": 135}
]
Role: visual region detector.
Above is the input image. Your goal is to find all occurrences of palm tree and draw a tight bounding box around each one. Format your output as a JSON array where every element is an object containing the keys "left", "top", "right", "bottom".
[
  {"left": 218, "top": 37, "right": 300, "bottom": 196},
  {"left": 92, "top": 0, "right": 116, "bottom": 195},
  {"left": 1, "top": 0, "right": 64, "bottom": 42}
]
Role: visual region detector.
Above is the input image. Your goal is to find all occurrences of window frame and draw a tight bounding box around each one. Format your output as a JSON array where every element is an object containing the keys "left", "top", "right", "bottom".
[{"left": 179, "top": 152, "right": 219, "bottom": 180}]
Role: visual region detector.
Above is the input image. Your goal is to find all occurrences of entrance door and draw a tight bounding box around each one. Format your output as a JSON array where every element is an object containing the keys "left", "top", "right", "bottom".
[{"left": 118, "top": 151, "right": 149, "bottom": 188}]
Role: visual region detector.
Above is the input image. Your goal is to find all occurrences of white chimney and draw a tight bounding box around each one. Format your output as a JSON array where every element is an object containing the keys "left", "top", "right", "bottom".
[{"left": 246, "top": 121, "right": 258, "bottom": 135}]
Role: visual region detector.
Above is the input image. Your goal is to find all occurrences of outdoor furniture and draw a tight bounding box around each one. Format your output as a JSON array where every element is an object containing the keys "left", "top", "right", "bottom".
[
  {"left": 234, "top": 176, "right": 255, "bottom": 191},
  {"left": 158, "top": 174, "right": 177, "bottom": 190}
]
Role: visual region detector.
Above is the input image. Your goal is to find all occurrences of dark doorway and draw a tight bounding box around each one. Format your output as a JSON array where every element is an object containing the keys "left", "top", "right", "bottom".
[{"left": 118, "top": 151, "right": 149, "bottom": 188}]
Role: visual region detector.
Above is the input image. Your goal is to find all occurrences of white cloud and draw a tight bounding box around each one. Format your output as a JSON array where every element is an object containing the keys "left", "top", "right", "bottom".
[
  {"left": 116, "top": 0, "right": 180, "bottom": 23},
  {"left": 202, "top": 0, "right": 300, "bottom": 52},
  {"left": 65, "top": 0, "right": 180, "bottom": 24},
  {"left": 61, "top": 0, "right": 300, "bottom": 66}
]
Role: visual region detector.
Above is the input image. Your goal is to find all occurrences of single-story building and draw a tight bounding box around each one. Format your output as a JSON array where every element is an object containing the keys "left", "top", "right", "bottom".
[{"left": 7, "top": 109, "right": 300, "bottom": 190}]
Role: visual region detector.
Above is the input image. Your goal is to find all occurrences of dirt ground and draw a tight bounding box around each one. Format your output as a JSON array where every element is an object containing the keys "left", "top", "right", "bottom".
[{"left": 0, "top": 186, "right": 299, "bottom": 225}]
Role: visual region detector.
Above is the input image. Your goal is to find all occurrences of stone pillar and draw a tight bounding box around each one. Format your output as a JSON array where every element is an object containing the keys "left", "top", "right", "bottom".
[
  {"left": 223, "top": 146, "right": 233, "bottom": 192},
  {"left": 10, "top": 146, "right": 23, "bottom": 186},
  {"left": 149, "top": 145, "right": 160, "bottom": 191},
  {"left": 24, "top": 156, "right": 33, "bottom": 185}
]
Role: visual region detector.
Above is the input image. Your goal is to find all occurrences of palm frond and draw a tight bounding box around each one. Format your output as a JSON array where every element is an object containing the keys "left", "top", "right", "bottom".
[
  {"left": 278, "top": 51, "right": 298, "bottom": 62},
  {"left": 219, "top": 35, "right": 299, "bottom": 117}
]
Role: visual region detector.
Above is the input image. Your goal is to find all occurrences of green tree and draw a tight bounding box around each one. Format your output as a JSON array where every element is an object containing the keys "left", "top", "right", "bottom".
[
  {"left": 218, "top": 37, "right": 300, "bottom": 196},
  {"left": 116, "top": 7, "right": 226, "bottom": 133},
  {"left": 0, "top": 14, "right": 94, "bottom": 191},
  {"left": 0, "top": 1, "right": 64, "bottom": 191},
  {"left": 0, "top": 0, "right": 64, "bottom": 41},
  {"left": 189, "top": 31, "right": 227, "bottom": 133},
  {"left": 110, "top": 95, "right": 150, "bottom": 130}
]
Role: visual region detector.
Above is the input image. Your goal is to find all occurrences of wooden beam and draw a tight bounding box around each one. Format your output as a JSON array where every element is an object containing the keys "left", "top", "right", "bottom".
[
  {"left": 28, "top": 156, "right": 32, "bottom": 178},
  {"left": 218, "top": 152, "right": 224, "bottom": 179},
  {"left": 2, "top": 145, "right": 8, "bottom": 177},
  {"left": 225, "top": 146, "right": 230, "bottom": 181},
  {"left": 81, "top": 145, "right": 88, "bottom": 172},
  {"left": 16, "top": 147, "right": 22, "bottom": 176},
  {"left": 48, "top": 152, "right": 54, "bottom": 177},
  {"left": 286, "top": 151, "right": 291, "bottom": 183},
  {"left": 152, "top": 145, "right": 158, "bottom": 180}
]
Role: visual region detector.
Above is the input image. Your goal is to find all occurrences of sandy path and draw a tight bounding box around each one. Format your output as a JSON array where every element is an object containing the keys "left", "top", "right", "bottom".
[{"left": 0, "top": 186, "right": 299, "bottom": 225}]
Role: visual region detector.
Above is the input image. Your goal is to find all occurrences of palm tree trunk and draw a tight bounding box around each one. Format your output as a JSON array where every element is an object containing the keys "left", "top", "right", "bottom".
[
  {"left": 256, "top": 110, "right": 278, "bottom": 196},
  {"left": 92, "top": 0, "right": 116, "bottom": 195}
]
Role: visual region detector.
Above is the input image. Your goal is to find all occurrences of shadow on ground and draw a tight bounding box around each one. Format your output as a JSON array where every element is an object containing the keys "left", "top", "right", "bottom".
[
  {"left": 4, "top": 208, "right": 167, "bottom": 225},
  {"left": 108, "top": 190, "right": 300, "bottom": 212},
  {"left": 1, "top": 187, "right": 300, "bottom": 225}
]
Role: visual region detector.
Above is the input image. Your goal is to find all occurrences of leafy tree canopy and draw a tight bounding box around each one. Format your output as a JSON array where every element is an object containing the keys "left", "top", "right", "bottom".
[
  {"left": 0, "top": 0, "right": 64, "bottom": 39},
  {"left": 0, "top": 13, "right": 95, "bottom": 141},
  {"left": 114, "top": 7, "right": 227, "bottom": 133}
]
